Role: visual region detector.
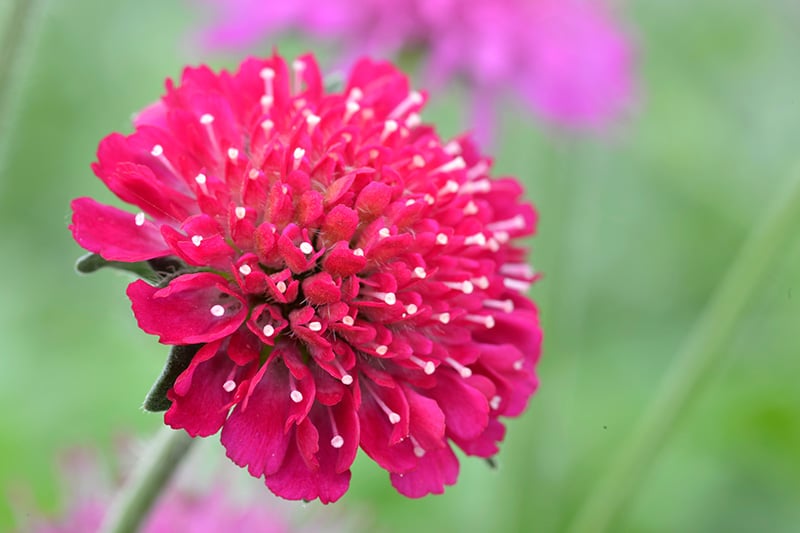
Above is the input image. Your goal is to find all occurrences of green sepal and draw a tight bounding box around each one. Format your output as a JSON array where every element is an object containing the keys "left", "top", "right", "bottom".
[
  {"left": 485, "top": 457, "right": 498, "bottom": 469},
  {"left": 75, "top": 253, "right": 157, "bottom": 281},
  {"left": 142, "top": 344, "right": 202, "bottom": 412}
]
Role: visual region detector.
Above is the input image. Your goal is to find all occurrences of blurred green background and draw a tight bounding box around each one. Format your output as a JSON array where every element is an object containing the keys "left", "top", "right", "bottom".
[{"left": 2, "top": 0, "right": 800, "bottom": 531}]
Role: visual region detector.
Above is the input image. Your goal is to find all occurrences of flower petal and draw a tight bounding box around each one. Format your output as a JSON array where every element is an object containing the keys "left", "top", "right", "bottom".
[
  {"left": 128, "top": 273, "right": 247, "bottom": 344},
  {"left": 70, "top": 197, "right": 170, "bottom": 261}
]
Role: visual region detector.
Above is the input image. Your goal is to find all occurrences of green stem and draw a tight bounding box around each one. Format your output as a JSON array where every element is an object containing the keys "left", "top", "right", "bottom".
[
  {"left": 99, "top": 427, "right": 194, "bottom": 533},
  {"left": 566, "top": 163, "right": 800, "bottom": 533}
]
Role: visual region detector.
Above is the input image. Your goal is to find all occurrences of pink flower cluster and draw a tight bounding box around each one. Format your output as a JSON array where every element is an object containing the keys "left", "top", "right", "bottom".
[
  {"left": 197, "top": 0, "right": 634, "bottom": 136},
  {"left": 70, "top": 53, "right": 541, "bottom": 502}
]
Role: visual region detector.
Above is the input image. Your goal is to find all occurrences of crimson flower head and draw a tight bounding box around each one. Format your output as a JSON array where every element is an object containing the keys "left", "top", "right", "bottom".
[{"left": 70, "top": 53, "right": 542, "bottom": 503}]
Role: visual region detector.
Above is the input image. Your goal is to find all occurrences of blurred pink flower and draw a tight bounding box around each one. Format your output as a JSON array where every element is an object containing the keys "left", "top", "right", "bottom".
[
  {"left": 196, "top": 0, "right": 635, "bottom": 139},
  {"left": 16, "top": 446, "right": 353, "bottom": 533}
]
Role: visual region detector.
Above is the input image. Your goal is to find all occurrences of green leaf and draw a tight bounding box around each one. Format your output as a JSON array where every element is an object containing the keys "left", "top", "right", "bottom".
[{"left": 141, "top": 344, "right": 202, "bottom": 412}]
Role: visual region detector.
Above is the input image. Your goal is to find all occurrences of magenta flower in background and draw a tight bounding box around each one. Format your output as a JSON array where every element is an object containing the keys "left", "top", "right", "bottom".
[
  {"left": 70, "top": 52, "right": 541, "bottom": 502},
  {"left": 196, "top": 0, "right": 635, "bottom": 139},
  {"left": 16, "top": 446, "right": 353, "bottom": 532}
]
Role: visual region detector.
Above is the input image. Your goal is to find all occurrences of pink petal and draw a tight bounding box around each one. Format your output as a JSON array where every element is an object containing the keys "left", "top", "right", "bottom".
[
  {"left": 70, "top": 197, "right": 170, "bottom": 261},
  {"left": 128, "top": 273, "right": 247, "bottom": 344},
  {"left": 390, "top": 444, "right": 459, "bottom": 497}
]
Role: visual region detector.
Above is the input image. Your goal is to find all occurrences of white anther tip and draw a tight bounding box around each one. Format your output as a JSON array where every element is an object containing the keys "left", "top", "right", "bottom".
[
  {"left": 299, "top": 242, "right": 313, "bottom": 255},
  {"left": 388, "top": 412, "right": 401, "bottom": 424},
  {"left": 223, "top": 380, "right": 236, "bottom": 392},
  {"left": 150, "top": 145, "right": 163, "bottom": 157},
  {"left": 308, "top": 321, "right": 322, "bottom": 332},
  {"left": 383, "top": 293, "right": 396, "bottom": 305},
  {"left": 290, "top": 390, "right": 304, "bottom": 403},
  {"left": 341, "top": 374, "right": 353, "bottom": 386},
  {"left": 293, "top": 147, "right": 305, "bottom": 160},
  {"left": 210, "top": 305, "right": 225, "bottom": 317},
  {"left": 375, "top": 345, "right": 388, "bottom": 356},
  {"left": 342, "top": 316, "right": 355, "bottom": 326},
  {"left": 235, "top": 206, "right": 247, "bottom": 220},
  {"left": 413, "top": 267, "right": 426, "bottom": 279},
  {"left": 259, "top": 67, "right": 275, "bottom": 79},
  {"left": 227, "top": 147, "right": 239, "bottom": 160},
  {"left": 134, "top": 212, "right": 145, "bottom": 226},
  {"left": 191, "top": 235, "right": 203, "bottom": 247},
  {"left": 239, "top": 264, "right": 252, "bottom": 276},
  {"left": 200, "top": 113, "right": 214, "bottom": 124},
  {"left": 331, "top": 435, "right": 344, "bottom": 448},
  {"left": 262, "top": 324, "right": 275, "bottom": 337},
  {"left": 424, "top": 362, "right": 435, "bottom": 375}
]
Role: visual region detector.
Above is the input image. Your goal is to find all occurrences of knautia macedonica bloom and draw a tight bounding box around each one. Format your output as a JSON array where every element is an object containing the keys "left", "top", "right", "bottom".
[
  {"left": 196, "top": 0, "right": 635, "bottom": 138},
  {"left": 70, "top": 53, "right": 541, "bottom": 502}
]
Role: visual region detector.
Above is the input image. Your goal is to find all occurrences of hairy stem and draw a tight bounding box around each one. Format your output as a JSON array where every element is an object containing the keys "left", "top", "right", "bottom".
[{"left": 99, "top": 427, "right": 194, "bottom": 533}]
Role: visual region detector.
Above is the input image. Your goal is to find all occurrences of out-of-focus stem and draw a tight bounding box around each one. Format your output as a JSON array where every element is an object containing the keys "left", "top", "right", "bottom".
[
  {"left": 99, "top": 427, "right": 194, "bottom": 533},
  {"left": 567, "top": 163, "right": 800, "bottom": 533}
]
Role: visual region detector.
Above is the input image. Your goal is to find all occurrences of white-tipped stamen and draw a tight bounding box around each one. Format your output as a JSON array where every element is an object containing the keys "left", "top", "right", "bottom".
[
  {"left": 342, "top": 316, "right": 355, "bottom": 326},
  {"left": 381, "top": 120, "right": 399, "bottom": 142},
  {"left": 493, "top": 231, "right": 510, "bottom": 244},
  {"left": 378, "top": 227, "right": 391, "bottom": 238},
  {"left": 191, "top": 235, "right": 203, "bottom": 247},
  {"left": 262, "top": 324, "right": 275, "bottom": 337},
  {"left": 281, "top": 184, "right": 289, "bottom": 195},
  {"left": 443, "top": 140, "right": 462, "bottom": 156},
  {"left": 409, "top": 434, "right": 426, "bottom": 458},
  {"left": 353, "top": 247, "right": 365, "bottom": 257},
  {"left": 195, "top": 173, "right": 207, "bottom": 185},
  {"left": 405, "top": 112, "right": 421, "bottom": 128},
  {"left": 200, "top": 113, "right": 214, "bottom": 125},
  {"left": 412, "top": 267, "right": 427, "bottom": 279},
  {"left": 344, "top": 100, "right": 360, "bottom": 121},
  {"left": 375, "top": 345, "right": 388, "bottom": 356},
  {"left": 424, "top": 193, "right": 436, "bottom": 205},
  {"left": 299, "top": 241, "right": 313, "bottom": 255},
  {"left": 306, "top": 114, "right": 321, "bottom": 132},
  {"left": 432, "top": 312, "right": 450, "bottom": 324},
  {"left": 276, "top": 281, "right": 287, "bottom": 293},
  {"left": 389, "top": 90, "right": 423, "bottom": 119},
  {"left": 487, "top": 238, "right": 501, "bottom": 252},
  {"left": 436, "top": 233, "right": 449, "bottom": 245},
  {"left": 405, "top": 303, "right": 418, "bottom": 315},
  {"left": 248, "top": 168, "right": 260, "bottom": 180},
  {"left": 444, "top": 280, "right": 474, "bottom": 294},
  {"left": 490, "top": 395, "right": 502, "bottom": 410},
  {"left": 223, "top": 380, "right": 236, "bottom": 392},
  {"left": 500, "top": 263, "right": 535, "bottom": 278},
  {"left": 388, "top": 412, "right": 401, "bottom": 424},
  {"left": 412, "top": 154, "right": 426, "bottom": 168},
  {"left": 513, "top": 359, "right": 524, "bottom": 371},
  {"left": 472, "top": 276, "right": 490, "bottom": 290},
  {"left": 261, "top": 118, "right": 274, "bottom": 131},
  {"left": 484, "top": 298, "right": 514, "bottom": 313},
  {"left": 293, "top": 147, "right": 305, "bottom": 170},
  {"left": 363, "top": 290, "right": 396, "bottom": 305},
  {"left": 134, "top": 212, "right": 145, "bottom": 227},
  {"left": 504, "top": 278, "right": 532, "bottom": 293},
  {"left": 210, "top": 305, "right": 225, "bottom": 317},
  {"left": 239, "top": 264, "right": 252, "bottom": 276},
  {"left": 433, "top": 156, "right": 466, "bottom": 175},
  {"left": 290, "top": 390, "right": 304, "bottom": 403},
  {"left": 308, "top": 321, "right": 322, "bottom": 332},
  {"left": 348, "top": 87, "right": 364, "bottom": 101},
  {"left": 410, "top": 355, "right": 435, "bottom": 375},
  {"left": 487, "top": 214, "right": 527, "bottom": 233},
  {"left": 227, "top": 147, "right": 239, "bottom": 161},
  {"left": 463, "top": 201, "right": 479, "bottom": 215},
  {"left": 150, "top": 144, "right": 163, "bottom": 157},
  {"left": 235, "top": 206, "right": 247, "bottom": 220},
  {"left": 330, "top": 435, "right": 344, "bottom": 448},
  {"left": 446, "top": 357, "right": 472, "bottom": 378},
  {"left": 439, "top": 180, "right": 460, "bottom": 196},
  {"left": 341, "top": 374, "right": 353, "bottom": 386},
  {"left": 464, "top": 314, "right": 496, "bottom": 329},
  {"left": 405, "top": 198, "right": 416, "bottom": 207},
  {"left": 461, "top": 179, "right": 491, "bottom": 194},
  {"left": 464, "top": 233, "right": 487, "bottom": 247},
  {"left": 466, "top": 160, "right": 490, "bottom": 181}
]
